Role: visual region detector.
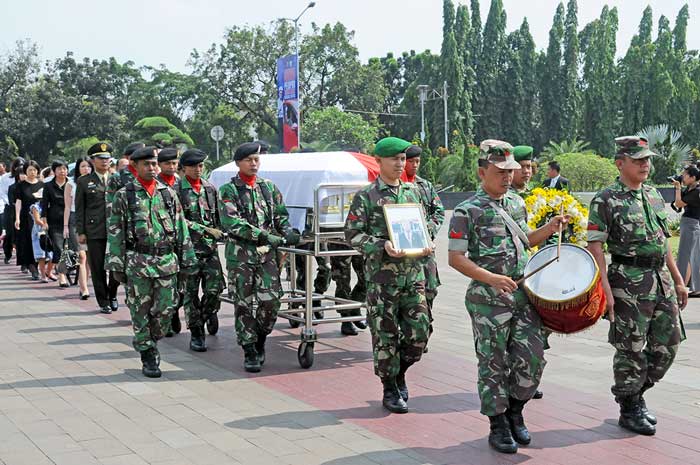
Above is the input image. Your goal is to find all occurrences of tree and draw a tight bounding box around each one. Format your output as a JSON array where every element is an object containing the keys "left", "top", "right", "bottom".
[
  {"left": 134, "top": 116, "right": 194, "bottom": 146},
  {"left": 540, "top": 3, "right": 565, "bottom": 145},
  {"left": 440, "top": 0, "right": 467, "bottom": 148},
  {"left": 555, "top": 152, "right": 618, "bottom": 191},
  {"left": 636, "top": 124, "right": 692, "bottom": 184},
  {"left": 560, "top": 0, "right": 580, "bottom": 140},
  {"left": 303, "top": 107, "right": 379, "bottom": 153},
  {"left": 475, "top": 0, "right": 507, "bottom": 141},
  {"left": 454, "top": 3, "right": 475, "bottom": 143}
]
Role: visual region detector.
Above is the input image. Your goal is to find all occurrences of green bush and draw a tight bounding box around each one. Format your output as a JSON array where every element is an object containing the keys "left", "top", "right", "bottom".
[{"left": 554, "top": 152, "right": 618, "bottom": 191}]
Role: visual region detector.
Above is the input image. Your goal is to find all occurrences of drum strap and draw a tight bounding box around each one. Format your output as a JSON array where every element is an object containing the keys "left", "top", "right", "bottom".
[{"left": 488, "top": 201, "right": 531, "bottom": 256}]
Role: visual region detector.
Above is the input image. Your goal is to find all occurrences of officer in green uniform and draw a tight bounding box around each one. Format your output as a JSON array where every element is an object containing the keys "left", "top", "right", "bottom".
[
  {"left": 219, "top": 141, "right": 300, "bottom": 372},
  {"left": 177, "top": 149, "right": 225, "bottom": 352},
  {"left": 447, "top": 139, "right": 567, "bottom": 454},
  {"left": 157, "top": 148, "right": 180, "bottom": 189},
  {"left": 106, "top": 146, "right": 196, "bottom": 378},
  {"left": 345, "top": 137, "right": 432, "bottom": 415},
  {"left": 511, "top": 145, "right": 534, "bottom": 199},
  {"left": 587, "top": 136, "right": 687, "bottom": 436},
  {"left": 404, "top": 145, "right": 444, "bottom": 350}
]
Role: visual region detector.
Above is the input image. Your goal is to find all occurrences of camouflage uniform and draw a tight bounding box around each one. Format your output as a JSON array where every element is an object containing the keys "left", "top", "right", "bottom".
[
  {"left": 587, "top": 178, "right": 683, "bottom": 399},
  {"left": 106, "top": 182, "right": 196, "bottom": 352},
  {"left": 106, "top": 168, "right": 136, "bottom": 207},
  {"left": 414, "top": 175, "right": 445, "bottom": 318},
  {"left": 448, "top": 187, "right": 546, "bottom": 416},
  {"left": 177, "top": 176, "right": 225, "bottom": 329},
  {"left": 329, "top": 243, "right": 366, "bottom": 312},
  {"left": 344, "top": 177, "right": 430, "bottom": 380},
  {"left": 219, "top": 175, "right": 293, "bottom": 346}
]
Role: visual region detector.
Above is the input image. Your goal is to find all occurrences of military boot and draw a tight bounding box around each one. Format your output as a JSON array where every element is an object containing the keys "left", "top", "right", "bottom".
[
  {"left": 243, "top": 344, "right": 261, "bottom": 373},
  {"left": 396, "top": 359, "right": 412, "bottom": 402},
  {"left": 618, "top": 395, "right": 656, "bottom": 435},
  {"left": 638, "top": 382, "right": 657, "bottom": 425},
  {"left": 381, "top": 378, "right": 408, "bottom": 414},
  {"left": 171, "top": 310, "right": 182, "bottom": 334},
  {"left": 488, "top": 414, "right": 518, "bottom": 454},
  {"left": 255, "top": 334, "right": 267, "bottom": 365},
  {"left": 506, "top": 398, "right": 531, "bottom": 445},
  {"left": 141, "top": 348, "right": 161, "bottom": 378},
  {"left": 189, "top": 326, "right": 207, "bottom": 352},
  {"left": 340, "top": 321, "right": 358, "bottom": 336}
]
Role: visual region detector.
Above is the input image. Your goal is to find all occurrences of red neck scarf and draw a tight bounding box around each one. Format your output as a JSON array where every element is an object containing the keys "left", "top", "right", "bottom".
[
  {"left": 137, "top": 175, "right": 157, "bottom": 197},
  {"left": 127, "top": 164, "right": 138, "bottom": 177},
  {"left": 186, "top": 175, "right": 202, "bottom": 193},
  {"left": 159, "top": 173, "right": 176, "bottom": 187},
  {"left": 239, "top": 172, "right": 256, "bottom": 187},
  {"left": 404, "top": 173, "right": 416, "bottom": 183}
]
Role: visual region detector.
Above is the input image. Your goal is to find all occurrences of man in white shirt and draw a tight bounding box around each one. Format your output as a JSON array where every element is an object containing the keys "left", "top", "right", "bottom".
[{"left": 542, "top": 161, "right": 570, "bottom": 191}]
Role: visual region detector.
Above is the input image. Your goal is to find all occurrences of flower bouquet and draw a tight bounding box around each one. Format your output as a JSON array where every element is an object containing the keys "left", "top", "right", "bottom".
[{"left": 524, "top": 187, "right": 588, "bottom": 246}]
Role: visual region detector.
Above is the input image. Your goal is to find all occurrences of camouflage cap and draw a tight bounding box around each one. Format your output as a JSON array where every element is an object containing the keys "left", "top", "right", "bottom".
[
  {"left": 479, "top": 139, "right": 520, "bottom": 169},
  {"left": 615, "top": 136, "right": 656, "bottom": 159}
]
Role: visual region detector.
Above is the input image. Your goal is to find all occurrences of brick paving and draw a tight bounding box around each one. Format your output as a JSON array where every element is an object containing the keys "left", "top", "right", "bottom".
[{"left": 0, "top": 211, "right": 699, "bottom": 464}]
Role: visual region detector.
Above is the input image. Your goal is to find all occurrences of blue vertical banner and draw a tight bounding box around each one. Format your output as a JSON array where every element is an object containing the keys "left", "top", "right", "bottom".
[{"left": 276, "top": 54, "right": 300, "bottom": 153}]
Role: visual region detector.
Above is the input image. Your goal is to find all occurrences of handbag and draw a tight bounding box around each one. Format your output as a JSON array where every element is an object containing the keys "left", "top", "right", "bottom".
[{"left": 57, "top": 242, "right": 79, "bottom": 275}]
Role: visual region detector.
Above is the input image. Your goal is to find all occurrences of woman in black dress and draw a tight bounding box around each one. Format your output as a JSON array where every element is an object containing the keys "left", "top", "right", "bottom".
[
  {"left": 3, "top": 158, "right": 26, "bottom": 266},
  {"left": 14, "top": 160, "right": 44, "bottom": 279},
  {"left": 41, "top": 159, "right": 72, "bottom": 287}
]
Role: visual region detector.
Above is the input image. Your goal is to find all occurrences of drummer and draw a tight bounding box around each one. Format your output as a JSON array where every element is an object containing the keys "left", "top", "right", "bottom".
[
  {"left": 587, "top": 136, "right": 687, "bottom": 436},
  {"left": 447, "top": 139, "right": 567, "bottom": 454}
]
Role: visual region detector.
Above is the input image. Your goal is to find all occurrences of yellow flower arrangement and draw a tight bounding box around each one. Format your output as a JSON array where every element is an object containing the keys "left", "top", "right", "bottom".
[{"left": 524, "top": 188, "right": 588, "bottom": 246}]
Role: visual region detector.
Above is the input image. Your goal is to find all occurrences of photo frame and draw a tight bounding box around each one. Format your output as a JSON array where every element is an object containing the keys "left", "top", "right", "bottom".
[{"left": 383, "top": 203, "right": 430, "bottom": 256}]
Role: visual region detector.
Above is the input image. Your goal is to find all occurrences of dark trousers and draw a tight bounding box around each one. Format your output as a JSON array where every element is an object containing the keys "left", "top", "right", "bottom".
[
  {"left": 3, "top": 207, "right": 13, "bottom": 260},
  {"left": 87, "top": 238, "right": 119, "bottom": 307}
]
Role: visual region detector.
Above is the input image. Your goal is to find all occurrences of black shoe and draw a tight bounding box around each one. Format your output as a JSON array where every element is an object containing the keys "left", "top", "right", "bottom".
[
  {"left": 423, "top": 346, "right": 429, "bottom": 353},
  {"left": 313, "top": 311, "right": 324, "bottom": 320},
  {"left": 255, "top": 334, "right": 267, "bottom": 365},
  {"left": 532, "top": 390, "right": 543, "bottom": 399},
  {"left": 109, "top": 298, "right": 118, "bottom": 312},
  {"left": 99, "top": 306, "right": 112, "bottom": 314},
  {"left": 171, "top": 311, "right": 182, "bottom": 334},
  {"left": 206, "top": 313, "right": 219, "bottom": 335},
  {"left": 618, "top": 395, "right": 656, "bottom": 435},
  {"left": 165, "top": 330, "right": 174, "bottom": 338},
  {"left": 506, "top": 398, "right": 531, "bottom": 445},
  {"left": 638, "top": 382, "right": 657, "bottom": 425},
  {"left": 353, "top": 319, "right": 367, "bottom": 330},
  {"left": 80, "top": 292, "right": 89, "bottom": 300},
  {"left": 488, "top": 414, "right": 518, "bottom": 454},
  {"left": 189, "top": 326, "right": 207, "bottom": 352},
  {"left": 381, "top": 378, "right": 408, "bottom": 414},
  {"left": 341, "top": 321, "right": 358, "bottom": 336},
  {"left": 3, "top": 257, "right": 9, "bottom": 265},
  {"left": 243, "top": 344, "right": 261, "bottom": 373},
  {"left": 21, "top": 265, "right": 28, "bottom": 274},
  {"left": 141, "top": 348, "right": 161, "bottom": 378}
]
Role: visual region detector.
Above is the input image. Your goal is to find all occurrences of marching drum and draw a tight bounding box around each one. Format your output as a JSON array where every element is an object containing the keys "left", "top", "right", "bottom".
[{"left": 522, "top": 244, "right": 606, "bottom": 334}]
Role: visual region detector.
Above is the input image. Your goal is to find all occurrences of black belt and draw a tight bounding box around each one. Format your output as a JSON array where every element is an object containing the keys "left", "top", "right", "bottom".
[
  {"left": 127, "top": 243, "right": 174, "bottom": 256},
  {"left": 611, "top": 254, "right": 665, "bottom": 270}
]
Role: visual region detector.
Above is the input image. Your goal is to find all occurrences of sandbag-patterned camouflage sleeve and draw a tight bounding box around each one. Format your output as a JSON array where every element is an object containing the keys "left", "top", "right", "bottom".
[
  {"left": 105, "top": 190, "right": 128, "bottom": 273},
  {"left": 271, "top": 182, "right": 293, "bottom": 236},
  {"left": 344, "top": 190, "right": 387, "bottom": 256},
  {"left": 447, "top": 206, "right": 471, "bottom": 252},
  {"left": 426, "top": 183, "right": 445, "bottom": 240},
  {"left": 587, "top": 192, "right": 611, "bottom": 243},
  {"left": 174, "top": 194, "right": 196, "bottom": 269},
  {"left": 218, "top": 183, "right": 264, "bottom": 241}
]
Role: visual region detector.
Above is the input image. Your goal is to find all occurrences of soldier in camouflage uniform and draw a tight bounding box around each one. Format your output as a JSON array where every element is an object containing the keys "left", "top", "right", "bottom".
[
  {"left": 106, "top": 146, "right": 196, "bottom": 378},
  {"left": 177, "top": 149, "right": 225, "bottom": 352},
  {"left": 157, "top": 148, "right": 180, "bottom": 189},
  {"left": 447, "top": 140, "right": 567, "bottom": 454},
  {"left": 404, "top": 145, "right": 444, "bottom": 349},
  {"left": 345, "top": 137, "right": 432, "bottom": 414},
  {"left": 219, "top": 141, "right": 300, "bottom": 372},
  {"left": 587, "top": 136, "right": 687, "bottom": 436}
]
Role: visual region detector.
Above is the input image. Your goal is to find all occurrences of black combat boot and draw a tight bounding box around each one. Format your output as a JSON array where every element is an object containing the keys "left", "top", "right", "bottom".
[
  {"left": 243, "top": 344, "right": 261, "bottom": 373},
  {"left": 638, "top": 382, "right": 657, "bottom": 425},
  {"left": 340, "top": 321, "right": 358, "bottom": 336},
  {"left": 171, "top": 310, "right": 182, "bottom": 334},
  {"left": 618, "top": 394, "right": 656, "bottom": 435},
  {"left": 381, "top": 378, "right": 408, "bottom": 414},
  {"left": 488, "top": 413, "right": 518, "bottom": 454},
  {"left": 506, "top": 397, "right": 531, "bottom": 445},
  {"left": 255, "top": 334, "right": 267, "bottom": 365},
  {"left": 532, "top": 390, "right": 543, "bottom": 399},
  {"left": 396, "top": 359, "right": 412, "bottom": 402},
  {"left": 189, "top": 326, "right": 207, "bottom": 352},
  {"left": 141, "top": 348, "right": 161, "bottom": 378}
]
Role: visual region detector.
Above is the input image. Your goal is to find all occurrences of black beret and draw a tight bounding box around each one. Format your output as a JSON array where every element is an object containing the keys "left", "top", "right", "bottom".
[
  {"left": 123, "top": 142, "right": 145, "bottom": 157},
  {"left": 130, "top": 146, "right": 159, "bottom": 162},
  {"left": 158, "top": 147, "right": 179, "bottom": 163},
  {"left": 234, "top": 141, "right": 269, "bottom": 161},
  {"left": 87, "top": 142, "right": 114, "bottom": 158},
  {"left": 180, "top": 149, "right": 207, "bottom": 166},
  {"left": 406, "top": 145, "right": 422, "bottom": 159}
]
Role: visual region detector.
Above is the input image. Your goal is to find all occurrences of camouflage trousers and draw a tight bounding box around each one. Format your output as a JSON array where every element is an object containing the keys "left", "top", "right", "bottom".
[
  {"left": 466, "top": 285, "right": 546, "bottom": 416},
  {"left": 422, "top": 254, "right": 440, "bottom": 335},
  {"left": 608, "top": 268, "right": 683, "bottom": 398},
  {"left": 366, "top": 267, "right": 430, "bottom": 379},
  {"left": 294, "top": 243, "right": 331, "bottom": 294},
  {"left": 126, "top": 274, "right": 177, "bottom": 352},
  {"left": 329, "top": 243, "right": 366, "bottom": 316},
  {"left": 184, "top": 252, "right": 225, "bottom": 329},
  {"left": 228, "top": 259, "right": 282, "bottom": 346}
]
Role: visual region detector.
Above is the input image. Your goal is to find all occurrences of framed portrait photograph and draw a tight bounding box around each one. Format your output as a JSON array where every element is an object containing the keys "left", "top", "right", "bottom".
[{"left": 383, "top": 203, "right": 430, "bottom": 256}]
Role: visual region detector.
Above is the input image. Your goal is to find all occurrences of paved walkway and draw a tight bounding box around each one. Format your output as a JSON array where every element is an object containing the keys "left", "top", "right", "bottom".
[{"left": 1, "top": 215, "right": 699, "bottom": 465}]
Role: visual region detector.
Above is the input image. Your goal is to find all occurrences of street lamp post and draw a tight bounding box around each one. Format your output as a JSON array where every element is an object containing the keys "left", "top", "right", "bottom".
[
  {"left": 281, "top": 1, "right": 316, "bottom": 149},
  {"left": 417, "top": 85, "right": 429, "bottom": 143},
  {"left": 417, "top": 82, "right": 449, "bottom": 150}
]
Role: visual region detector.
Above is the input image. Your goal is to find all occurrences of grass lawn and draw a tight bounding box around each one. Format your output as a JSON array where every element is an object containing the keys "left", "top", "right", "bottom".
[{"left": 669, "top": 235, "right": 679, "bottom": 257}]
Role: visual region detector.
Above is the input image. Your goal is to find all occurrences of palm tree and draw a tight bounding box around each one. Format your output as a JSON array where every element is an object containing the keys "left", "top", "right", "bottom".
[
  {"left": 539, "top": 138, "right": 592, "bottom": 161},
  {"left": 635, "top": 124, "right": 692, "bottom": 183}
]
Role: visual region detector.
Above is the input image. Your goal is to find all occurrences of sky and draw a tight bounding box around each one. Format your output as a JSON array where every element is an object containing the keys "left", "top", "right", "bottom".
[{"left": 2, "top": 0, "right": 698, "bottom": 72}]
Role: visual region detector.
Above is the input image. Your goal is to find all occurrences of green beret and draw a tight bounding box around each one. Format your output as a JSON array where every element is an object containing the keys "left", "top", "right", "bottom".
[
  {"left": 374, "top": 137, "right": 412, "bottom": 158},
  {"left": 512, "top": 145, "right": 533, "bottom": 162}
]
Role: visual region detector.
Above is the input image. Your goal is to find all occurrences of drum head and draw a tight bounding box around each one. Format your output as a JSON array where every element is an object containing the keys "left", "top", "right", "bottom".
[{"left": 524, "top": 244, "right": 598, "bottom": 301}]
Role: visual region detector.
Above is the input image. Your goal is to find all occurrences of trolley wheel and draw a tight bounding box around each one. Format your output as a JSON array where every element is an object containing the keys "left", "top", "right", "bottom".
[
  {"left": 206, "top": 314, "right": 219, "bottom": 335},
  {"left": 289, "top": 312, "right": 301, "bottom": 328},
  {"left": 297, "top": 342, "right": 314, "bottom": 369}
]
